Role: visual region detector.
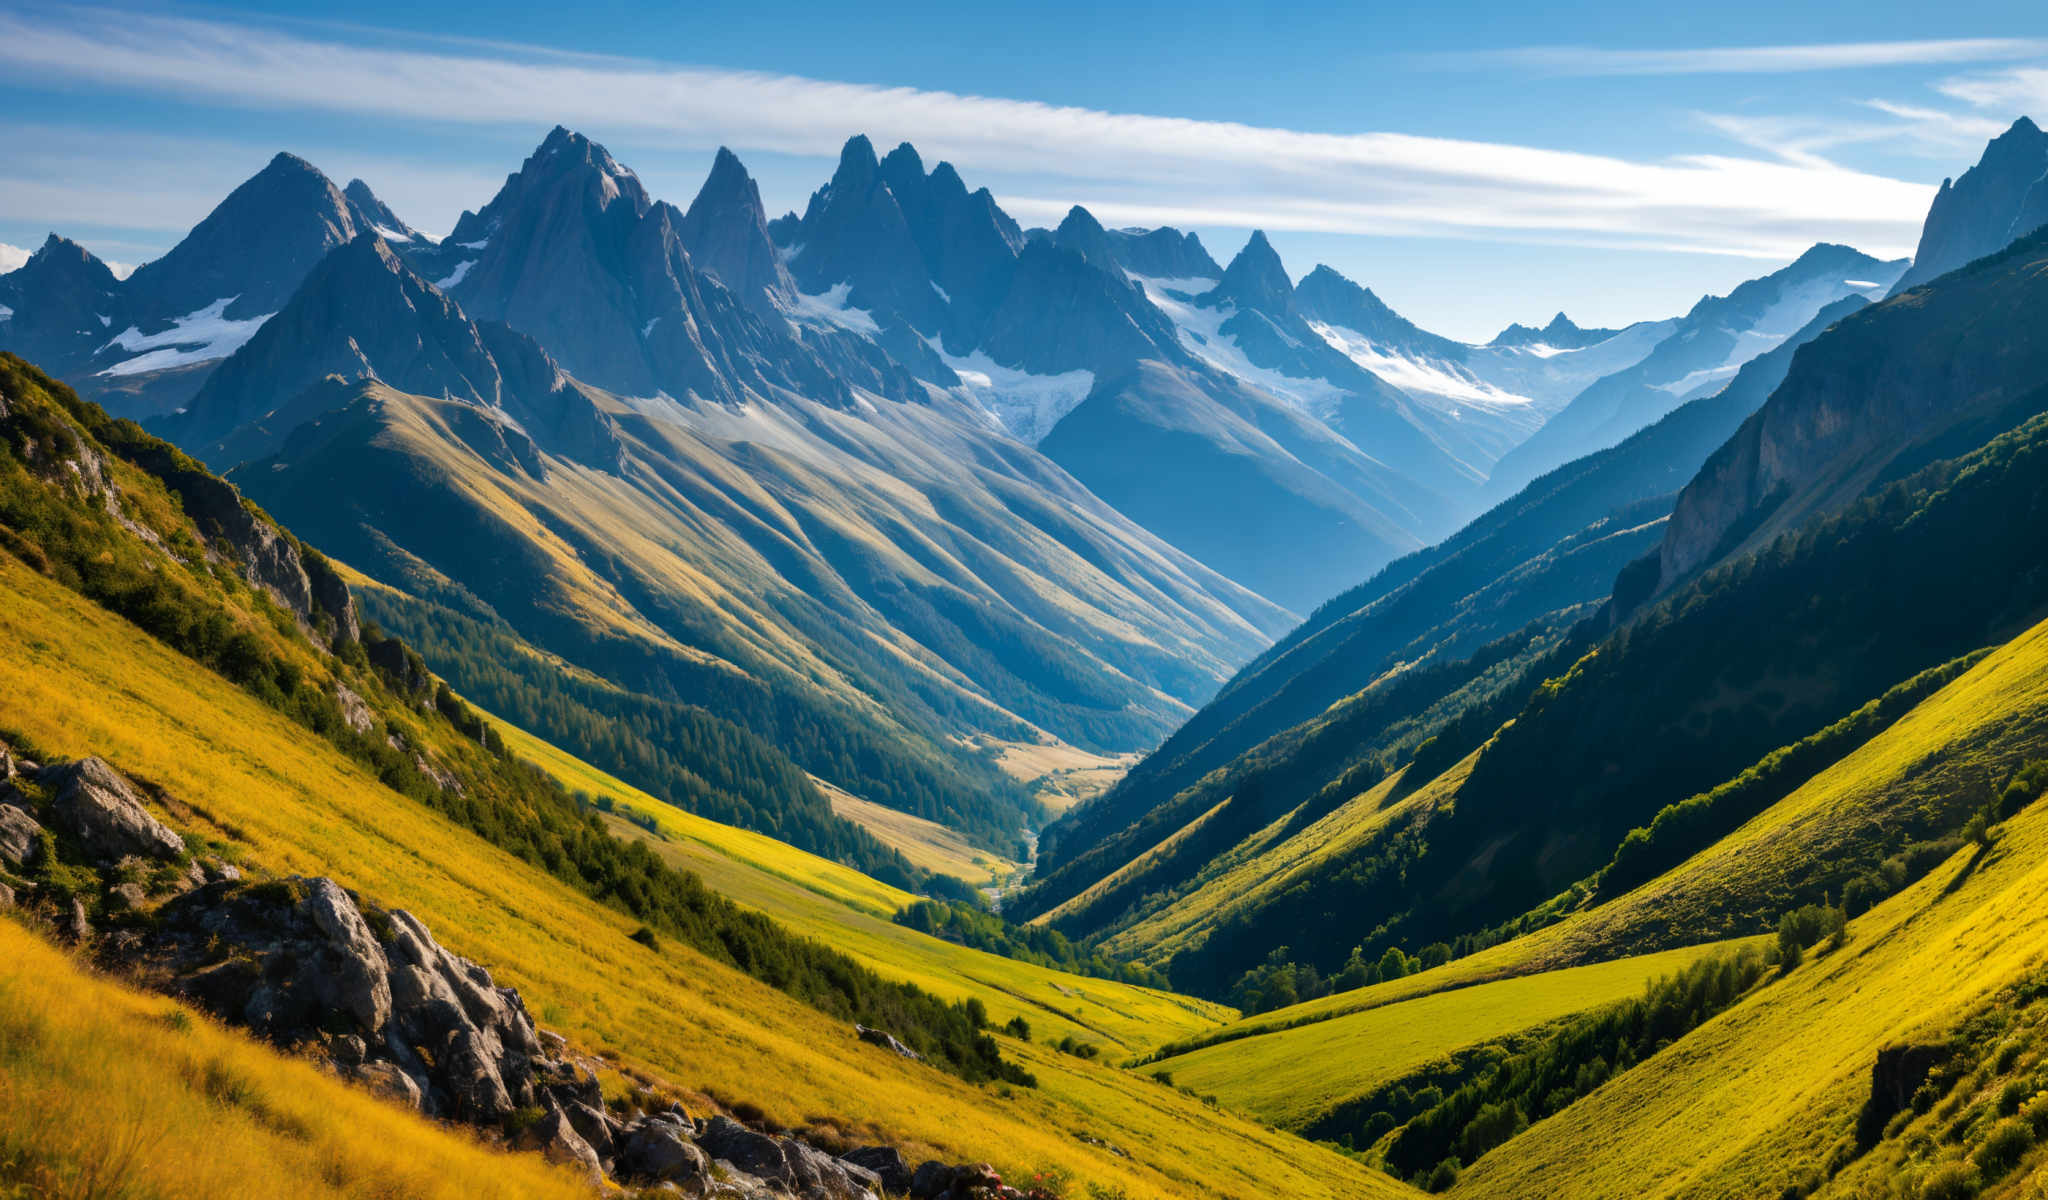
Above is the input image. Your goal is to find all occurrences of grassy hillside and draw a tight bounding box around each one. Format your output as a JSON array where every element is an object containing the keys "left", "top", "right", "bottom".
[
  {"left": 0, "top": 547, "right": 1404, "bottom": 1200},
  {"left": 0, "top": 918, "right": 589, "bottom": 1200},
  {"left": 1453, "top": 734, "right": 2048, "bottom": 1200},
  {"left": 1147, "top": 940, "right": 1745, "bottom": 1130},
  {"left": 491, "top": 714, "right": 1227, "bottom": 1056}
]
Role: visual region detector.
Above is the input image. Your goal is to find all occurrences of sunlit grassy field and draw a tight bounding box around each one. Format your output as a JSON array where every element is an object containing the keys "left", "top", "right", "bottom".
[
  {"left": 825, "top": 780, "right": 1020, "bottom": 886},
  {"left": 1448, "top": 616, "right": 2048, "bottom": 1199},
  {"left": 1092, "top": 755, "right": 1475, "bottom": 965},
  {"left": 0, "top": 553, "right": 1407, "bottom": 1200},
  {"left": 493, "top": 715, "right": 1230, "bottom": 1055},
  {"left": 0, "top": 918, "right": 587, "bottom": 1200},
  {"left": 1150, "top": 940, "right": 1749, "bottom": 1129}
]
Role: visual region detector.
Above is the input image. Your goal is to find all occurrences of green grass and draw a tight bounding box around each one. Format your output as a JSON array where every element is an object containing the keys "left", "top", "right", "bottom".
[
  {"left": 1092, "top": 754, "right": 1475, "bottom": 966},
  {"left": 0, "top": 552, "right": 1407, "bottom": 1200},
  {"left": 1440, "top": 614, "right": 2048, "bottom": 1199},
  {"left": 492, "top": 712, "right": 1227, "bottom": 1056},
  {"left": 1148, "top": 940, "right": 1747, "bottom": 1129}
]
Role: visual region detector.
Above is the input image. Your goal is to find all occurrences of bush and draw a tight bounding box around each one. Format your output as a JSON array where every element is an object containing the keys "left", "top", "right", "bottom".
[
  {"left": 1777, "top": 904, "right": 1845, "bottom": 965},
  {"left": 1459, "top": 1100, "right": 1526, "bottom": 1159},
  {"left": 1972, "top": 1117, "right": 2032, "bottom": 1180},
  {"left": 1916, "top": 1159, "right": 1980, "bottom": 1200},
  {"left": 1423, "top": 1160, "right": 1459, "bottom": 1193},
  {"left": 2019, "top": 1091, "right": 2048, "bottom": 1135}
]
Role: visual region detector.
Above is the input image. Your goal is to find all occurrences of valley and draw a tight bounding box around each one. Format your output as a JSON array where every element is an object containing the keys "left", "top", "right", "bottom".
[{"left": 5, "top": 19, "right": 2048, "bottom": 1200}]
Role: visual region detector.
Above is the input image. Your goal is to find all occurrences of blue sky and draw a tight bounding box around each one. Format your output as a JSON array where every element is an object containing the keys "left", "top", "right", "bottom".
[{"left": 2, "top": 1, "right": 2046, "bottom": 339}]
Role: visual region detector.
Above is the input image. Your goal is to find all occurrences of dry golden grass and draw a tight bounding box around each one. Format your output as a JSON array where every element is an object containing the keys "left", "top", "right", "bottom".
[
  {"left": 969, "top": 734, "right": 1139, "bottom": 815},
  {"left": 0, "top": 919, "right": 586, "bottom": 1200},
  {"left": 822, "top": 778, "right": 1019, "bottom": 886},
  {"left": 492, "top": 710, "right": 1231, "bottom": 1055},
  {"left": 0, "top": 553, "right": 1409, "bottom": 1200}
]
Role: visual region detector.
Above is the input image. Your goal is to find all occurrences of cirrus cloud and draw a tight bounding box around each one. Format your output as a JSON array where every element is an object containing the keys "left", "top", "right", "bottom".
[{"left": 0, "top": 6, "right": 1938, "bottom": 262}]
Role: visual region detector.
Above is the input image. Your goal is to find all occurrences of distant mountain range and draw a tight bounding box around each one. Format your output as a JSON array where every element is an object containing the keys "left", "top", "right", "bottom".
[
  {"left": 1016, "top": 116, "right": 2048, "bottom": 1010},
  {"left": 0, "top": 117, "right": 1989, "bottom": 880}
]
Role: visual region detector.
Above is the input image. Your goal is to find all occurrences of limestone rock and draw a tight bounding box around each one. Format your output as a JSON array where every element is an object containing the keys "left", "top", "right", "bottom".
[
  {"left": 0, "top": 803, "right": 44, "bottom": 868},
  {"left": 842, "top": 1146, "right": 913, "bottom": 1194},
  {"left": 42, "top": 757, "right": 184, "bottom": 861}
]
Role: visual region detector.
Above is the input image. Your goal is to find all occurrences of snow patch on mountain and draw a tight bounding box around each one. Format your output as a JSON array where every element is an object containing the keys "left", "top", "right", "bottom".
[
  {"left": 97, "top": 297, "right": 273, "bottom": 377},
  {"left": 435, "top": 260, "right": 475, "bottom": 290},
  {"left": 783, "top": 282, "right": 880, "bottom": 335},
  {"left": 1461, "top": 319, "right": 1680, "bottom": 411},
  {"left": 1130, "top": 273, "right": 1346, "bottom": 415},
  {"left": 1653, "top": 272, "right": 1887, "bottom": 398},
  {"left": 1309, "top": 320, "right": 1533, "bottom": 410},
  {"left": 930, "top": 342, "right": 1094, "bottom": 443},
  {"left": 372, "top": 225, "right": 412, "bottom": 244},
  {"left": 0, "top": 305, "right": 12, "bottom": 322}
]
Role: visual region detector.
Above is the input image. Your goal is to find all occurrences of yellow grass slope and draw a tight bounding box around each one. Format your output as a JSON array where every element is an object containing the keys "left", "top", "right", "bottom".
[
  {"left": 1534, "top": 615, "right": 2048, "bottom": 966},
  {"left": 0, "top": 919, "right": 589, "bottom": 1200},
  {"left": 494, "top": 716, "right": 1228, "bottom": 1055},
  {"left": 1094, "top": 756, "right": 1476, "bottom": 965},
  {"left": 1150, "top": 940, "right": 1747, "bottom": 1129},
  {"left": 1445, "top": 616, "right": 2048, "bottom": 1198},
  {"left": 0, "top": 552, "right": 1408, "bottom": 1200}
]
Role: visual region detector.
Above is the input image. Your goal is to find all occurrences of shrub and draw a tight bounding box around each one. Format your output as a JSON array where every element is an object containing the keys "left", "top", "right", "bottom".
[
  {"left": 1972, "top": 1117, "right": 2032, "bottom": 1180},
  {"left": 2021, "top": 1092, "right": 2048, "bottom": 1135},
  {"left": 1916, "top": 1159, "right": 1979, "bottom": 1200},
  {"left": 1459, "top": 1100, "right": 1526, "bottom": 1160},
  {"left": 1777, "top": 904, "right": 1845, "bottom": 964},
  {"left": 1997, "top": 1078, "right": 2030, "bottom": 1115},
  {"left": 1423, "top": 1160, "right": 1459, "bottom": 1193}
]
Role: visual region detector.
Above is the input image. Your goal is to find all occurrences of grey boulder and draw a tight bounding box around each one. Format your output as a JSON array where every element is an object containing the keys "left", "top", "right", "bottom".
[{"left": 42, "top": 757, "right": 184, "bottom": 860}]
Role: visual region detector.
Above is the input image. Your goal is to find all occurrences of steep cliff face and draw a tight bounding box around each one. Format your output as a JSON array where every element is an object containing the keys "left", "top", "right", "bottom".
[
  {"left": 1658, "top": 231, "right": 2048, "bottom": 592},
  {"left": 1888, "top": 117, "right": 2048, "bottom": 296}
]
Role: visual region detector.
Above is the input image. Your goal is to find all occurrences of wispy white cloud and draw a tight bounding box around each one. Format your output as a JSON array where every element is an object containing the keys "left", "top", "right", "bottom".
[
  {"left": 0, "top": 243, "right": 28, "bottom": 273},
  {"left": 1937, "top": 65, "right": 2048, "bottom": 113},
  {"left": 1696, "top": 101, "right": 2014, "bottom": 168},
  {"left": 0, "top": 7, "right": 1935, "bottom": 261},
  {"left": 1456, "top": 38, "right": 2048, "bottom": 77}
]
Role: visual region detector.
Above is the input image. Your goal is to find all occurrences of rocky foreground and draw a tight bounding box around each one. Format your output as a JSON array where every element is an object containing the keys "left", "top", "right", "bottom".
[{"left": 0, "top": 743, "right": 1042, "bottom": 1198}]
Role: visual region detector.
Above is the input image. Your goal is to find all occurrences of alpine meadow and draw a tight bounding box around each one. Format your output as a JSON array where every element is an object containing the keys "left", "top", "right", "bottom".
[{"left": 8, "top": 4, "right": 2048, "bottom": 1198}]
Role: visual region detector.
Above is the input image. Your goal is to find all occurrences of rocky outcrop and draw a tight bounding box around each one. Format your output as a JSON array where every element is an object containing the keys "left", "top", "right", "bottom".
[
  {"left": 42, "top": 757, "right": 184, "bottom": 861},
  {"left": 7, "top": 742, "right": 1062, "bottom": 1200},
  {"left": 856, "top": 1023, "right": 922, "bottom": 1060},
  {"left": 118, "top": 435, "right": 361, "bottom": 645},
  {"left": 1858, "top": 1043, "right": 1952, "bottom": 1147},
  {"left": 0, "top": 803, "right": 44, "bottom": 868}
]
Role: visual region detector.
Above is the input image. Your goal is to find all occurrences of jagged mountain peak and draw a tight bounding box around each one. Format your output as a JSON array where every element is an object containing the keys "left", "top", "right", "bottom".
[
  {"left": 171, "top": 230, "right": 512, "bottom": 461},
  {"left": 833, "top": 134, "right": 882, "bottom": 189},
  {"left": 1052, "top": 206, "right": 1116, "bottom": 272},
  {"left": 20, "top": 233, "right": 119, "bottom": 287},
  {"left": 122, "top": 150, "right": 367, "bottom": 322},
  {"left": 880, "top": 140, "right": 926, "bottom": 178},
  {"left": 679, "top": 146, "right": 794, "bottom": 318},
  {"left": 1209, "top": 229, "right": 1294, "bottom": 313},
  {"left": 1891, "top": 114, "right": 2048, "bottom": 294},
  {"left": 342, "top": 179, "right": 415, "bottom": 240},
  {"left": 929, "top": 160, "right": 970, "bottom": 200},
  {"left": 1488, "top": 310, "right": 1618, "bottom": 349}
]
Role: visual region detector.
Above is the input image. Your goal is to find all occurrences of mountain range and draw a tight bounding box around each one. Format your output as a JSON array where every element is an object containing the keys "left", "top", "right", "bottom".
[{"left": 7, "top": 75, "right": 2048, "bottom": 1200}]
